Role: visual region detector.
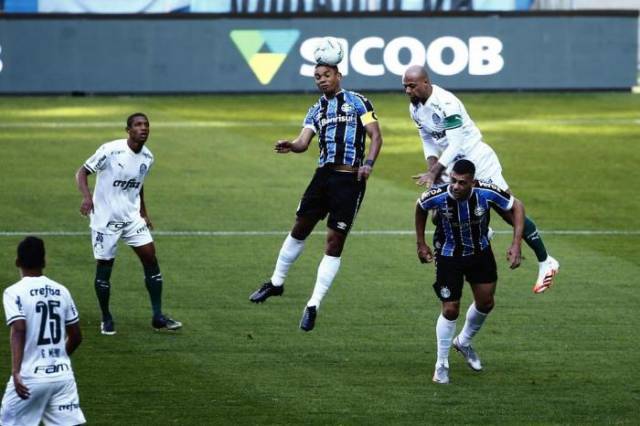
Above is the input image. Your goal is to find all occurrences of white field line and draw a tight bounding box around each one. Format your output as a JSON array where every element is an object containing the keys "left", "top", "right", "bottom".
[
  {"left": 0, "top": 118, "right": 638, "bottom": 129},
  {"left": 0, "top": 230, "right": 639, "bottom": 237}
]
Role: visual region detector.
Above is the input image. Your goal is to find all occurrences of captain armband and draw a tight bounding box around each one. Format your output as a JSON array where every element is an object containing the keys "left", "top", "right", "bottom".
[{"left": 360, "top": 111, "right": 378, "bottom": 126}]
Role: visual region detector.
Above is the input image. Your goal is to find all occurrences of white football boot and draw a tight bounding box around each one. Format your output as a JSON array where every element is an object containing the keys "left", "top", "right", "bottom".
[
  {"left": 452, "top": 336, "right": 482, "bottom": 371},
  {"left": 533, "top": 255, "right": 560, "bottom": 294},
  {"left": 432, "top": 362, "right": 450, "bottom": 384}
]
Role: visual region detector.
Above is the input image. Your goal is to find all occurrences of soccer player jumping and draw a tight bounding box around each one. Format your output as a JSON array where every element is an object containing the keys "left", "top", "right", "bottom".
[
  {"left": 249, "top": 63, "right": 383, "bottom": 332},
  {"left": 403, "top": 65, "right": 559, "bottom": 293}
]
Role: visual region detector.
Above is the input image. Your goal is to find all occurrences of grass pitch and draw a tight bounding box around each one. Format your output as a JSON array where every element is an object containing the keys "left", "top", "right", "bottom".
[{"left": 0, "top": 92, "right": 638, "bottom": 424}]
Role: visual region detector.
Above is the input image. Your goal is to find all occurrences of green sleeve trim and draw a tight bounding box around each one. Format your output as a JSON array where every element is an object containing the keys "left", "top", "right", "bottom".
[{"left": 443, "top": 114, "right": 463, "bottom": 130}]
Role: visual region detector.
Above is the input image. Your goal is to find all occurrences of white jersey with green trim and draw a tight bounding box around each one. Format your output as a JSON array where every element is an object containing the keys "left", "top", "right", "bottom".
[
  {"left": 2, "top": 276, "right": 79, "bottom": 383},
  {"left": 83, "top": 139, "right": 154, "bottom": 234},
  {"left": 409, "top": 84, "right": 489, "bottom": 167}
]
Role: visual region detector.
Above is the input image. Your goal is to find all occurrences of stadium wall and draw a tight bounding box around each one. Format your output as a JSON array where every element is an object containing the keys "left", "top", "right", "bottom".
[{"left": 0, "top": 11, "right": 636, "bottom": 94}]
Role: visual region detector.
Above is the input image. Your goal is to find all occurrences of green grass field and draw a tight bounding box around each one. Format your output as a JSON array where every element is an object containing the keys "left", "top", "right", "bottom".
[{"left": 0, "top": 92, "right": 639, "bottom": 424}]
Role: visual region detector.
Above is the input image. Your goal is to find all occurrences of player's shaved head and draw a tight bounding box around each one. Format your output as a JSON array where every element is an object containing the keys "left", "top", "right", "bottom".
[
  {"left": 402, "top": 65, "right": 432, "bottom": 105},
  {"left": 403, "top": 65, "right": 430, "bottom": 83},
  {"left": 126, "top": 112, "right": 148, "bottom": 129}
]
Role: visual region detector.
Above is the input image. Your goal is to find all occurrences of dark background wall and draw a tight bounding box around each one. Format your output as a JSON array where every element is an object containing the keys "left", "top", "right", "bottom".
[{"left": 0, "top": 12, "right": 636, "bottom": 94}]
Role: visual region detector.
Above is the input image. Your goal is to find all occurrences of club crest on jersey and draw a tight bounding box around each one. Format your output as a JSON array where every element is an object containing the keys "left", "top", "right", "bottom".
[
  {"left": 474, "top": 206, "right": 486, "bottom": 216},
  {"left": 341, "top": 103, "right": 354, "bottom": 114},
  {"left": 432, "top": 113, "right": 441, "bottom": 124},
  {"left": 139, "top": 163, "right": 148, "bottom": 177},
  {"left": 440, "top": 286, "right": 451, "bottom": 298}
]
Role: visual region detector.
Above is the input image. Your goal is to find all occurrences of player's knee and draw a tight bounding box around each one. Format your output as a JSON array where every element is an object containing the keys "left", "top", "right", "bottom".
[
  {"left": 143, "top": 256, "right": 159, "bottom": 269},
  {"left": 325, "top": 233, "right": 346, "bottom": 257},
  {"left": 476, "top": 299, "right": 494, "bottom": 314},
  {"left": 291, "top": 218, "right": 315, "bottom": 240},
  {"left": 442, "top": 304, "right": 460, "bottom": 321}
]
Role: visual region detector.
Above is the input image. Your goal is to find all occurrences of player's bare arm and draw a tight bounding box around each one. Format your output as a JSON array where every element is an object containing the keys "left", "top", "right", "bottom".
[
  {"left": 9, "top": 319, "right": 29, "bottom": 400},
  {"left": 75, "top": 166, "right": 94, "bottom": 216},
  {"left": 274, "top": 128, "right": 315, "bottom": 154},
  {"left": 358, "top": 121, "right": 383, "bottom": 181},
  {"left": 413, "top": 156, "right": 445, "bottom": 187},
  {"left": 139, "top": 186, "right": 153, "bottom": 230},
  {"left": 415, "top": 204, "right": 434, "bottom": 264},
  {"left": 506, "top": 198, "right": 525, "bottom": 269},
  {"left": 65, "top": 322, "right": 82, "bottom": 356}
]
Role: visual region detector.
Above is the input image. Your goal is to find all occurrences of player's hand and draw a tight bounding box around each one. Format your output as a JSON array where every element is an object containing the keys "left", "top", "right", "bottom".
[
  {"left": 507, "top": 243, "right": 522, "bottom": 269},
  {"left": 412, "top": 172, "right": 434, "bottom": 188},
  {"left": 12, "top": 373, "right": 30, "bottom": 400},
  {"left": 80, "top": 197, "right": 94, "bottom": 216},
  {"left": 357, "top": 164, "right": 372, "bottom": 181},
  {"left": 417, "top": 242, "right": 434, "bottom": 264},
  {"left": 274, "top": 140, "right": 293, "bottom": 154}
]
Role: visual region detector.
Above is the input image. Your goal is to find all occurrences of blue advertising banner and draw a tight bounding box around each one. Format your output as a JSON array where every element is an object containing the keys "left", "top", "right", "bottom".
[{"left": 0, "top": 13, "right": 636, "bottom": 93}]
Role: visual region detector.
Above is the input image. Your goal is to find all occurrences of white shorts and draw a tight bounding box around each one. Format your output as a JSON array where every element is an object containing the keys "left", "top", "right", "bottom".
[
  {"left": 0, "top": 378, "right": 86, "bottom": 426},
  {"left": 91, "top": 217, "right": 153, "bottom": 260},
  {"left": 446, "top": 142, "right": 509, "bottom": 191}
]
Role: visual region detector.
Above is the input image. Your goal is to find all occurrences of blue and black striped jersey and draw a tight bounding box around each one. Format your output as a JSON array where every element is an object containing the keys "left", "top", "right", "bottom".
[
  {"left": 303, "top": 90, "right": 377, "bottom": 167},
  {"left": 417, "top": 181, "right": 514, "bottom": 257}
]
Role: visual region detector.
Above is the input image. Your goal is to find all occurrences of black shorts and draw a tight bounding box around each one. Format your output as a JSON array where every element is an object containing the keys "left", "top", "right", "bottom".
[
  {"left": 432, "top": 247, "right": 498, "bottom": 302},
  {"left": 296, "top": 166, "right": 366, "bottom": 234}
]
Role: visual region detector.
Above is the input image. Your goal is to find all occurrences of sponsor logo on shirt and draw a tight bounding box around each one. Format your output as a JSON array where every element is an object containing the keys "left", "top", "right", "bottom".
[
  {"left": 29, "top": 286, "right": 61, "bottom": 297},
  {"left": 58, "top": 403, "right": 81, "bottom": 412},
  {"left": 319, "top": 115, "right": 355, "bottom": 128},
  {"left": 430, "top": 130, "right": 446, "bottom": 139},
  {"left": 95, "top": 155, "right": 108, "bottom": 170},
  {"left": 113, "top": 179, "right": 141, "bottom": 190},
  {"left": 34, "top": 363, "right": 70, "bottom": 374}
]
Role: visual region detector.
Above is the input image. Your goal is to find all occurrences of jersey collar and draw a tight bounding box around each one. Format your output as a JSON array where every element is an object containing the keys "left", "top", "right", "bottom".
[{"left": 323, "top": 89, "right": 344, "bottom": 100}]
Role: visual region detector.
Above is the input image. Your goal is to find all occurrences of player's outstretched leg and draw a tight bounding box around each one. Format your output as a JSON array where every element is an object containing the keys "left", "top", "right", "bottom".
[
  {"left": 524, "top": 217, "right": 560, "bottom": 293},
  {"left": 250, "top": 234, "right": 305, "bottom": 303},
  {"left": 95, "top": 260, "right": 116, "bottom": 335}
]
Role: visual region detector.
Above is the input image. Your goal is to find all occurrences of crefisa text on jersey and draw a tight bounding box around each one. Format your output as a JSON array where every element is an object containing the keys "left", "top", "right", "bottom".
[
  {"left": 112, "top": 178, "right": 141, "bottom": 190},
  {"left": 29, "top": 285, "right": 61, "bottom": 297}
]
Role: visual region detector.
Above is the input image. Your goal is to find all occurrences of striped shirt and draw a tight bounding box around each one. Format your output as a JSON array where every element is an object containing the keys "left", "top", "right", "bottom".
[
  {"left": 417, "top": 181, "right": 514, "bottom": 257},
  {"left": 303, "top": 89, "right": 377, "bottom": 167}
]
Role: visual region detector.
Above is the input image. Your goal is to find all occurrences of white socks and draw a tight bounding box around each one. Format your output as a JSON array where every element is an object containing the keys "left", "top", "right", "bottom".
[
  {"left": 436, "top": 314, "right": 457, "bottom": 366},
  {"left": 270, "top": 234, "right": 305, "bottom": 286},
  {"left": 457, "top": 303, "right": 488, "bottom": 347},
  {"left": 307, "top": 254, "right": 341, "bottom": 308}
]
